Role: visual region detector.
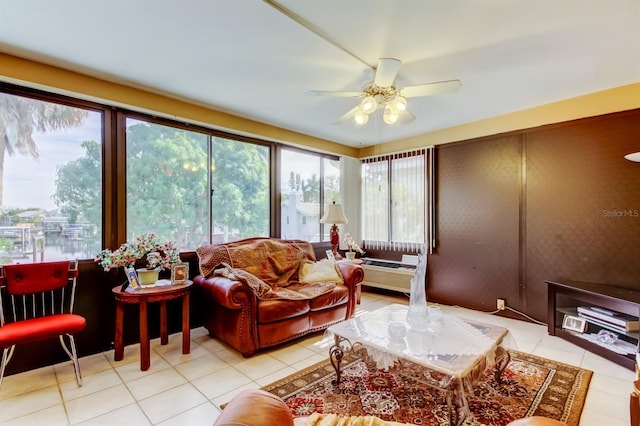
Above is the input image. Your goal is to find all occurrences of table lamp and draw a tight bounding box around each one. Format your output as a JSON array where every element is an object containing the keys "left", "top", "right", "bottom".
[{"left": 320, "top": 201, "right": 348, "bottom": 256}]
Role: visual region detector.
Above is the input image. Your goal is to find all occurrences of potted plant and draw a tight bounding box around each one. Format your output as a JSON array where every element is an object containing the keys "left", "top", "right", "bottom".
[
  {"left": 95, "top": 233, "right": 179, "bottom": 285},
  {"left": 342, "top": 233, "right": 365, "bottom": 260}
]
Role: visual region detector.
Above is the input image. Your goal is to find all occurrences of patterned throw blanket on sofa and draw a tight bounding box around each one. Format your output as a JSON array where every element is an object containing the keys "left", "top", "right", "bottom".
[
  {"left": 197, "top": 238, "right": 338, "bottom": 301},
  {"left": 213, "top": 263, "right": 336, "bottom": 300}
]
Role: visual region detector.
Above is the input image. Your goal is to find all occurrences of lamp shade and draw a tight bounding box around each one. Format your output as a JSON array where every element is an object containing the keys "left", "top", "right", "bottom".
[{"left": 320, "top": 202, "right": 348, "bottom": 224}]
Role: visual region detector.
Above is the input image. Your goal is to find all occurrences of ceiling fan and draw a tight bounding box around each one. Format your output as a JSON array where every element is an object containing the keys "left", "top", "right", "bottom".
[{"left": 310, "top": 58, "right": 461, "bottom": 126}]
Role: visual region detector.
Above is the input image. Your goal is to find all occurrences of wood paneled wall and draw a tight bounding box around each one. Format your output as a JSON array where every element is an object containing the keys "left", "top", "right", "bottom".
[{"left": 429, "top": 109, "right": 640, "bottom": 321}]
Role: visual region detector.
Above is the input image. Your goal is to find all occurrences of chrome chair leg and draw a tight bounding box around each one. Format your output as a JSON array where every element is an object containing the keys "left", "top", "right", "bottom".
[
  {"left": 0, "top": 346, "right": 15, "bottom": 389},
  {"left": 59, "top": 334, "right": 82, "bottom": 386}
]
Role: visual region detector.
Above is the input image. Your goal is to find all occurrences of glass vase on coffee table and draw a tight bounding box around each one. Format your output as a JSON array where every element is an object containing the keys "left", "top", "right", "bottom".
[{"left": 406, "top": 244, "right": 431, "bottom": 331}]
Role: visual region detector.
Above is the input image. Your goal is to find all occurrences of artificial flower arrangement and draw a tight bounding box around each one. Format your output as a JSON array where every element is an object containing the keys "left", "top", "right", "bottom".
[
  {"left": 95, "top": 232, "right": 179, "bottom": 272},
  {"left": 342, "top": 233, "right": 365, "bottom": 255}
]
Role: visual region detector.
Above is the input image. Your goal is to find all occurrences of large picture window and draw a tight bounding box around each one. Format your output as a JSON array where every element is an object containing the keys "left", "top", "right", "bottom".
[
  {"left": 0, "top": 92, "right": 103, "bottom": 265},
  {"left": 280, "top": 148, "right": 340, "bottom": 242},
  {"left": 211, "top": 137, "right": 269, "bottom": 243},
  {"left": 362, "top": 149, "right": 430, "bottom": 251},
  {"left": 125, "top": 119, "right": 270, "bottom": 250},
  {"left": 1, "top": 83, "right": 338, "bottom": 264},
  {"left": 125, "top": 118, "right": 209, "bottom": 250}
]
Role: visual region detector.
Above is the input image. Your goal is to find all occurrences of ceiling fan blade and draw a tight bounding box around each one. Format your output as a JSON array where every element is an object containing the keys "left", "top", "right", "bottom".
[
  {"left": 398, "top": 110, "right": 416, "bottom": 124},
  {"left": 334, "top": 106, "right": 359, "bottom": 125},
  {"left": 400, "top": 79, "right": 461, "bottom": 98},
  {"left": 308, "top": 90, "right": 361, "bottom": 97},
  {"left": 374, "top": 58, "right": 401, "bottom": 87}
]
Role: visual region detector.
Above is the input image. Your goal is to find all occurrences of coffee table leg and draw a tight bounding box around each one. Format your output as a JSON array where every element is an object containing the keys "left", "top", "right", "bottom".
[
  {"left": 445, "top": 390, "right": 456, "bottom": 426},
  {"left": 494, "top": 350, "right": 511, "bottom": 384},
  {"left": 329, "top": 335, "right": 345, "bottom": 385},
  {"left": 445, "top": 381, "right": 469, "bottom": 426}
]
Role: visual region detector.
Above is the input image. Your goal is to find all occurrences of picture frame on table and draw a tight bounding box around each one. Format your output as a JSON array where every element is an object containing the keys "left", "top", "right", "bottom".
[
  {"left": 562, "top": 314, "right": 587, "bottom": 333},
  {"left": 125, "top": 267, "right": 140, "bottom": 291},
  {"left": 325, "top": 250, "right": 335, "bottom": 261},
  {"left": 171, "top": 263, "right": 189, "bottom": 284}
]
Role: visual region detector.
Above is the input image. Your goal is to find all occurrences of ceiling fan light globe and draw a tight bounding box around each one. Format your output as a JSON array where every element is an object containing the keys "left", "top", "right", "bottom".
[
  {"left": 354, "top": 109, "right": 369, "bottom": 125},
  {"left": 383, "top": 106, "right": 398, "bottom": 124},
  {"left": 392, "top": 95, "right": 408, "bottom": 112},
  {"left": 360, "top": 96, "right": 377, "bottom": 114}
]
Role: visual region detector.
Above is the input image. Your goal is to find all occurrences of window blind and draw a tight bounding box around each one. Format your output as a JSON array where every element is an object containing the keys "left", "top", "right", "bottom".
[{"left": 361, "top": 148, "right": 433, "bottom": 252}]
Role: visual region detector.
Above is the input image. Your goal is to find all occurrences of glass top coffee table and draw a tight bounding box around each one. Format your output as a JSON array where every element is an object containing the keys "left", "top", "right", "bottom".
[{"left": 326, "top": 304, "right": 513, "bottom": 426}]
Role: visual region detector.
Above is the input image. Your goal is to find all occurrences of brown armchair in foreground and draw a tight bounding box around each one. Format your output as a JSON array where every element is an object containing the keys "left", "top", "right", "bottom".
[
  {"left": 194, "top": 238, "right": 364, "bottom": 357},
  {"left": 214, "top": 389, "right": 569, "bottom": 426}
]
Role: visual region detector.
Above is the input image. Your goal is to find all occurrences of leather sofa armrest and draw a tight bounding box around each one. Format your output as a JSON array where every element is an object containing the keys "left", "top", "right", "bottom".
[
  {"left": 193, "top": 275, "right": 254, "bottom": 310},
  {"left": 337, "top": 262, "right": 364, "bottom": 288}
]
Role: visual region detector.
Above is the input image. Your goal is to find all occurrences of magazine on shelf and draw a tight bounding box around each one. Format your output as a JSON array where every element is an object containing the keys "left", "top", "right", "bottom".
[{"left": 577, "top": 306, "right": 639, "bottom": 331}]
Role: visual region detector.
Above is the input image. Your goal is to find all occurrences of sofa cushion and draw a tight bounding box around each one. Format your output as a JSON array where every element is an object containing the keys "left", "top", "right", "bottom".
[
  {"left": 303, "top": 413, "right": 416, "bottom": 426},
  {"left": 258, "top": 299, "right": 310, "bottom": 323},
  {"left": 299, "top": 259, "right": 343, "bottom": 284},
  {"left": 309, "top": 284, "right": 349, "bottom": 311}
]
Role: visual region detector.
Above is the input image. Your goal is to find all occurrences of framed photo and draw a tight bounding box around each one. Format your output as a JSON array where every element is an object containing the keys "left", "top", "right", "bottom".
[
  {"left": 325, "top": 249, "right": 335, "bottom": 261},
  {"left": 125, "top": 267, "right": 140, "bottom": 290},
  {"left": 562, "top": 315, "right": 587, "bottom": 333},
  {"left": 171, "top": 263, "right": 189, "bottom": 284}
]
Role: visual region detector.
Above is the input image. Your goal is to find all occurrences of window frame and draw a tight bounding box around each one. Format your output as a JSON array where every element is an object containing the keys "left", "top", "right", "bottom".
[
  {"left": 276, "top": 145, "right": 340, "bottom": 243},
  {"left": 361, "top": 148, "right": 434, "bottom": 253},
  {"left": 0, "top": 81, "right": 340, "bottom": 259},
  {"left": 0, "top": 82, "right": 113, "bottom": 254}
]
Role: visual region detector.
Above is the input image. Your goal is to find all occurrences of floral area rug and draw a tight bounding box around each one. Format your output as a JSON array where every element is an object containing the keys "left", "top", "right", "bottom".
[{"left": 262, "top": 349, "right": 592, "bottom": 426}]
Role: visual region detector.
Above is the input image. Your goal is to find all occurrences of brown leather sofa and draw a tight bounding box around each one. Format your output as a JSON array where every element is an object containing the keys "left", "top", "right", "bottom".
[{"left": 194, "top": 238, "right": 364, "bottom": 357}]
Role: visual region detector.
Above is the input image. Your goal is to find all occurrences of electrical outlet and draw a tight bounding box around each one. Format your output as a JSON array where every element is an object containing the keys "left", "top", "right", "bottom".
[{"left": 497, "top": 298, "right": 506, "bottom": 310}]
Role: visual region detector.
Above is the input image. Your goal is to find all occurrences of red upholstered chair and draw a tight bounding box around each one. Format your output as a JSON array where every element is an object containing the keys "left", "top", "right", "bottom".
[{"left": 0, "top": 260, "right": 85, "bottom": 388}]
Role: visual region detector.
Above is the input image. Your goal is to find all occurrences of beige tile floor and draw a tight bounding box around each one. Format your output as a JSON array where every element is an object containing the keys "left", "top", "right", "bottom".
[{"left": 0, "top": 290, "right": 632, "bottom": 425}]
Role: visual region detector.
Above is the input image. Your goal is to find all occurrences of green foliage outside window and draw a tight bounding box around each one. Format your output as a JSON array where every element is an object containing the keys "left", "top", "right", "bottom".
[
  {"left": 211, "top": 138, "right": 269, "bottom": 242},
  {"left": 52, "top": 140, "right": 102, "bottom": 228},
  {"left": 125, "top": 121, "right": 209, "bottom": 249},
  {"left": 125, "top": 120, "right": 270, "bottom": 249}
]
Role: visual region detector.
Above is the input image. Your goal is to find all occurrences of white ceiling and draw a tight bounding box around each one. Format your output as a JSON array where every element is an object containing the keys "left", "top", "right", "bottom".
[{"left": 1, "top": 0, "right": 639, "bottom": 148}]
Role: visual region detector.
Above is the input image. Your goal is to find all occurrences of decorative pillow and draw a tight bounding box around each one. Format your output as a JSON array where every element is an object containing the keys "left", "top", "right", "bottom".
[
  {"left": 302, "top": 413, "right": 417, "bottom": 426},
  {"left": 298, "top": 259, "right": 343, "bottom": 284}
]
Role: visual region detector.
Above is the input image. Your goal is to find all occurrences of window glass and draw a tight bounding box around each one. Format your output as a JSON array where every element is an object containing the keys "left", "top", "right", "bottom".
[
  {"left": 0, "top": 93, "right": 102, "bottom": 265},
  {"left": 211, "top": 137, "right": 269, "bottom": 243},
  {"left": 125, "top": 120, "right": 270, "bottom": 249},
  {"left": 322, "top": 158, "right": 341, "bottom": 241},
  {"left": 391, "top": 154, "right": 425, "bottom": 244},
  {"left": 126, "top": 118, "right": 209, "bottom": 250},
  {"left": 280, "top": 149, "right": 322, "bottom": 241},
  {"left": 362, "top": 160, "right": 390, "bottom": 242}
]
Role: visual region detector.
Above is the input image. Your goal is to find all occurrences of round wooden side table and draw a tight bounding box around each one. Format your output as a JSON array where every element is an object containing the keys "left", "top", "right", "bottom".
[{"left": 111, "top": 280, "right": 193, "bottom": 371}]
